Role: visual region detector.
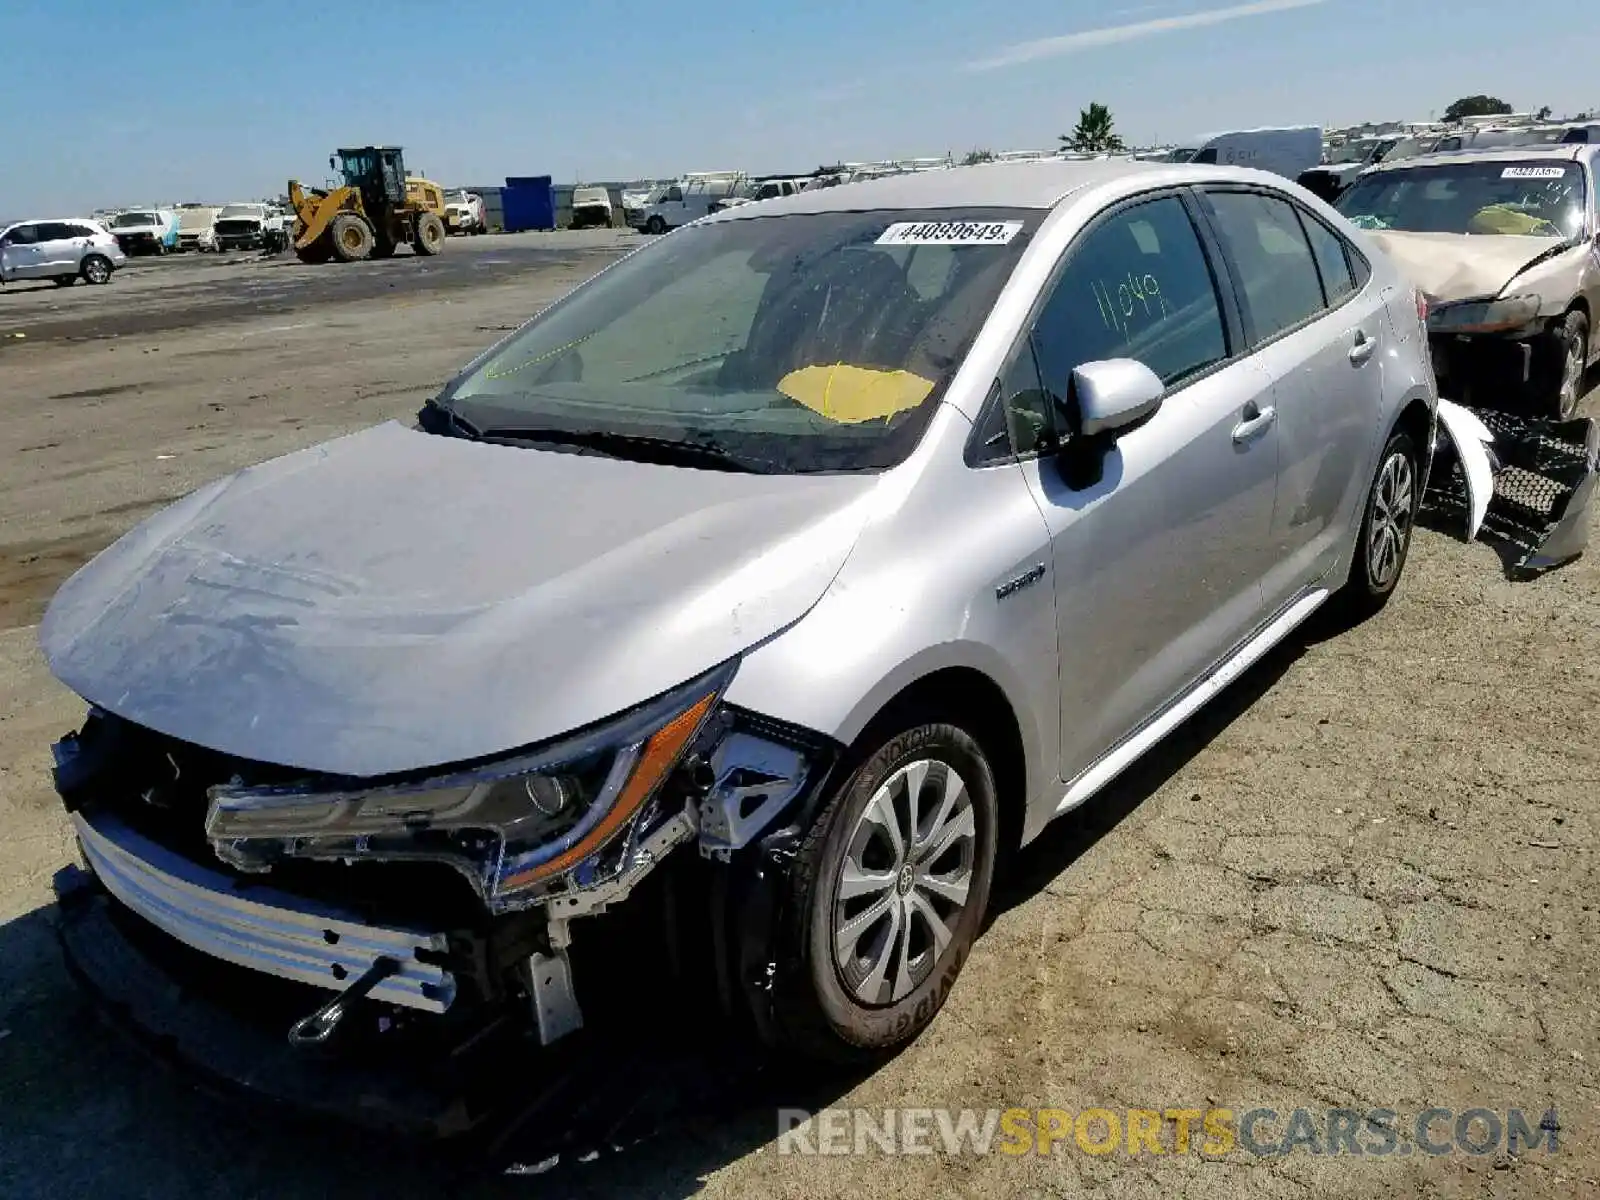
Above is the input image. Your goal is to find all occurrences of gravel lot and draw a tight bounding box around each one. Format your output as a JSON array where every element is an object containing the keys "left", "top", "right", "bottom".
[{"left": 0, "top": 233, "right": 1596, "bottom": 1199}]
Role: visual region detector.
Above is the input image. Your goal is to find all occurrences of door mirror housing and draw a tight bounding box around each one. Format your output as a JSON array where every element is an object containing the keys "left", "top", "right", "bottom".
[{"left": 1071, "top": 359, "right": 1165, "bottom": 437}]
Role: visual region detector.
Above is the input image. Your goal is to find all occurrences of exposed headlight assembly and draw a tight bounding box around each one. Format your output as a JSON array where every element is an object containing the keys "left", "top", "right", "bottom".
[
  {"left": 206, "top": 662, "right": 735, "bottom": 912},
  {"left": 1429, "top": 293, "right": 1542, "bottom": 334}
]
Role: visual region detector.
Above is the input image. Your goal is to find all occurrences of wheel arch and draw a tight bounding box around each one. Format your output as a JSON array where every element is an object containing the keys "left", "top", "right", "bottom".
[{"left": 850, "top": 666, "right": 1030, "bottom": 859}]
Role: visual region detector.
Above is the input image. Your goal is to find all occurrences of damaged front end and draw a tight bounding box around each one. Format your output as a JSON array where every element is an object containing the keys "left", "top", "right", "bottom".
[{"left": 50, "top": 659, "right": 841, "bottom": 1136}]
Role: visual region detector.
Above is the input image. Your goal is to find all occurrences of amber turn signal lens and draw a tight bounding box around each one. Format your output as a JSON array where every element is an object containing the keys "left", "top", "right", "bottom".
[{"left": 501, "top": 691, "right": 717, "bottom": 889}]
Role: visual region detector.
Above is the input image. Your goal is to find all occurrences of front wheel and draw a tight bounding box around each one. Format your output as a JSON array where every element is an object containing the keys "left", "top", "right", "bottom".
[
  {"left": 329, "top": 214, "right": 374, "bottom": 262},
  {"left": 413, "top": 212, "right": 445, "bottom": 256},
  {"left": 645, "top": 215, "right": 667, "bottom": 235},
  {"left": 80, "top": 254, "right": 113, "bottom": 285},
  {"left": 771, "top": 722, "right": 998, "bottom": 1061},
  {"left": 1333, "top": 429, "right": 1421, "bottom": 622}
]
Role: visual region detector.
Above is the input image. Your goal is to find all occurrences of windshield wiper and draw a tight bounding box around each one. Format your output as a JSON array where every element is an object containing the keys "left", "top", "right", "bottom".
[{"left": 477, "top": 426, "right": 771, "bottom": 473}]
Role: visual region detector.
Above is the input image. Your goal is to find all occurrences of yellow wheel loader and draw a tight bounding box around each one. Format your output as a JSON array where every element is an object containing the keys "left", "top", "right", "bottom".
[{"left": 288, "top": 146, "right": 448, "bottom": 264}]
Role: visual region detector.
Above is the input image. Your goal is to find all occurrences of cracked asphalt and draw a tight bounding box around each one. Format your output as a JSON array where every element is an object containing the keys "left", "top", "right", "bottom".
[{"left": 0, "top": 231, "right": 1596, "bottom": 1198}]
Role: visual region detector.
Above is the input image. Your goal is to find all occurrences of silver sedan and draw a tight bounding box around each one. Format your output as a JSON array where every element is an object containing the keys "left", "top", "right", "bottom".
[{"left": 43, "top": 158, "right": 1437, "bottom": 1101}]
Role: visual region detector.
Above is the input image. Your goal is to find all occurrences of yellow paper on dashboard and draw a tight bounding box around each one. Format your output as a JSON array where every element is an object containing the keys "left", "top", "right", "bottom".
[
  {"left": 1468, "top": 205, "right": 1557, "bottom": 237},
  {"left": 777, "top": 363, "right": 935, "bottom": 424}
]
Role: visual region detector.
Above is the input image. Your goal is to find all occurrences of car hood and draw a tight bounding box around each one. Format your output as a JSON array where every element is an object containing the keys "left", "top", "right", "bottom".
[
  {"left": 1366, "top": 230, "right": 1571, "bottom": 303},
  {"left": 41, "top": 421, "right": 880, "bottom": 777}
]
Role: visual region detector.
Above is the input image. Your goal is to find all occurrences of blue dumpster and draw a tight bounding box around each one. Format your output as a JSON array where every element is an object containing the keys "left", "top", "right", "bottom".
[{"left": 502, "top": 176, "right": 556, "bottom": 232}]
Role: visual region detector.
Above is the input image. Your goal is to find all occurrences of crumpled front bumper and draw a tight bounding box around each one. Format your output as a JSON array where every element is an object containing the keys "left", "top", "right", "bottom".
[
  {"left": 54, "top": 869, "right": 487, "bottom": 1137},
  {"left": 72, "top": 807, "right": 457, "bottom": 1012},
  {"left": 1426, "top": 404, "right": 1598, "bottom": 574}
]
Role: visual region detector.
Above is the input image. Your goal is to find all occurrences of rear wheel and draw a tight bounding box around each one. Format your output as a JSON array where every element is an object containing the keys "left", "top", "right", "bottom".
[
  {"left": 80, "top": 254, "right": 112, "bottom": 285},
  {"left": 1333, "top": 429, "right": 1421, "bottom": 622},
  {"left": 413, "top": 212, "right": 445, "bottom": 256},
  {"left": 329, "top": 214, "right": 374, "bottom": 262},
  {"left": 770, "top": 722, "right": 998, "bottom": 1061}
]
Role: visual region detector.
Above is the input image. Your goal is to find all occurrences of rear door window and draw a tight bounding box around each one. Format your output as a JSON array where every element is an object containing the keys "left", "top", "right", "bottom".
[
  {"left": 1203, "top": 191, "right": 1327, "bottom": 342},
  {"left": 1298, "top": 211, "right": 1357, "bottom": 306}
]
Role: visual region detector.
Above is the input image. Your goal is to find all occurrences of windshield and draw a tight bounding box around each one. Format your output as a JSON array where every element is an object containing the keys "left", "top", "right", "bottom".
[
  {"left": 1329, "top": 140, "right": 1383, "bottom": 164},
  {"left": 436, "top": 208, "right": 1039, "bottom": 472},
  {"left": 111, "top": 212, "right": 158, "bottom": 227},
  {"left": 218, "top": 205, "right": 261, "bottom": 218},
  {"left": 1337, "top": 160, "right": 1587, "bottom": 237}
]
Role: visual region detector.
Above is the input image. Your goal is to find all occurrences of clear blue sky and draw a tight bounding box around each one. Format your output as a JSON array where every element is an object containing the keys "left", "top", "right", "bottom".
[{"left": 5, "top": 0, "right": 1598, "bottom": 213}]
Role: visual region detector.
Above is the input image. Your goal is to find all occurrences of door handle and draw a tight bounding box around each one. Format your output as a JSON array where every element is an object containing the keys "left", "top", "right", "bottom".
[
  {"left": 1349, "top": 331, "right": 1377, "bottom": 365},
  {"left": 1232, "top": 402, "right": 1277, "bottom": 444}
]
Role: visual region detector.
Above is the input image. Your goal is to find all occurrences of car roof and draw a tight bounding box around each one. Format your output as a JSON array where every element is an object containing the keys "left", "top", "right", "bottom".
[
  {"left": 706, "top": 158, "right": 1288, "bottom": 221},
  {"left": 3, "top": 217, "right": 101, "bottom": 229},
  {"left": 1364, "top": 143, "right": 1592, "bottom": 173}
]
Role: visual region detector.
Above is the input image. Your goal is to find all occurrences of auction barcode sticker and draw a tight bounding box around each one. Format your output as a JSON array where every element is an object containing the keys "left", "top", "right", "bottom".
[
  {"left": 876, "top": 221, "right": 1024, "bottom": 246},
  {"left": 1501, "top": 166, "right": 1568, "bottom": 179}
]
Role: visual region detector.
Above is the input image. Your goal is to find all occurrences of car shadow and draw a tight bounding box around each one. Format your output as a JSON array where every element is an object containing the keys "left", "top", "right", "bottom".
[
  {"left": 994, "top": 619, "right": 1314, "bottom": 915},
  {"left": 0, "top": 281, "right": 79, "bottom": 296}
]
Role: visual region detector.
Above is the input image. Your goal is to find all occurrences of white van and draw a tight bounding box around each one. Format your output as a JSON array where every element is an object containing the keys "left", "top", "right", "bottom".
[
  {"left": 1186, "top": 126, "right": 1323, "bottom": 180},
  {"left": 638, "top": 172, "right": 745, "bottom": 234}
]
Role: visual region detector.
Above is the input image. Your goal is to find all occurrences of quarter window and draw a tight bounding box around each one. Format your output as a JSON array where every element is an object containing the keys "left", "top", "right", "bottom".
[
  {"left": 1299, "top": 211, "right": 1357, "bottom": 305},
  {"left": 1205, "top": 191, "right": 1327, "bottom": 342},
  {"left": 1030, "top": 195, "right": 1229, "bottom": 407}
]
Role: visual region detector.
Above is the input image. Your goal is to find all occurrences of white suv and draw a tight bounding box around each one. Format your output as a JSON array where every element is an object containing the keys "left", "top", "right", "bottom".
[{"left": 0, "top": 219, "right": 125, "bottom": 286}]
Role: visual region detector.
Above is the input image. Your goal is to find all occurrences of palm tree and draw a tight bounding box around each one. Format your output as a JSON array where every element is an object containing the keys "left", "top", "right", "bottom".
[{"left": 1062, "top": 103, "right": 1126, "bottom": 153}]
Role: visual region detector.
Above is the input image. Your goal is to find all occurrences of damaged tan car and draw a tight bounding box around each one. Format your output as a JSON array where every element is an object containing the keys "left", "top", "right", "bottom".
[{"left": 1337, "top": 145, "right": 1600, "bottom": 418}]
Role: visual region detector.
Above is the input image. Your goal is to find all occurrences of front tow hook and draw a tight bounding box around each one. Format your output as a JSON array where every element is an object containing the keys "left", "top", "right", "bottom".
[{"left": 288, "top": 956, "right": 401, "bottom": 1049}]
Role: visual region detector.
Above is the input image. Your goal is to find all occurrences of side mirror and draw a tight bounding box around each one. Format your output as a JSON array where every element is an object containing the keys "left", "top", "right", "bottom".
[
  {"left": 1071, "top": 358, "right": 1165, "bottom": 437},
  {"left": 329, "top": 155, "right": 338, "bottom": 172}
]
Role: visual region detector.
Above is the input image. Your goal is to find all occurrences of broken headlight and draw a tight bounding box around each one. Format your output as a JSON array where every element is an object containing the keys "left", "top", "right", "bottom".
[
  {"left": 205, "top": 662, "right": 734, "bottom": 911},
  {"left": 1429, "top": 293, "right": 1541, "bottom": 335}
]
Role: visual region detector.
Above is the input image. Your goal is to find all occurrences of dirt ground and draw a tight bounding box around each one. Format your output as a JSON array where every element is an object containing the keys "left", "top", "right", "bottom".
[{"left": 1, "top": 235, "right": 1597, "bottom": 1199}]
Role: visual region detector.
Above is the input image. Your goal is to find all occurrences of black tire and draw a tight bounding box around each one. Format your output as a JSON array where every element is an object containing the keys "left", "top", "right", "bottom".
[
  {"left": 1333, "top": 429, "right": 1421, "bottom": 622},
  {"left": 413, "top": 212, "right": 445, "bottom": 256},
  {"left": 1548, "top": 309, "right": 1589, "bottom": 420},
  {"left": 770, "top": 722, "right": 998, "bottom": 1062},
  {"left": 328, "top": 213, "right": 374, "bottom": 262},
  {"left": 53, "top": 275, "right": 77, "bottom": 287},
  {"left": 80, "top": 254, "right": 113, "bottom": 285},
  {"left": 645, "top": 215, "right": 667, "bottom": 235}
]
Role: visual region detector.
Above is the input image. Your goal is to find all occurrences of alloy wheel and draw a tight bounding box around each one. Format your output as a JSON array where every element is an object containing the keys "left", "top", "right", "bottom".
[
  {"left": 1368, "top": 451, "right": 1415, "bottom": 589},
  {"left": 832, "top": 759, "right": 976, "bottom": 1007},
  {"left": 1558, "top": 331, "right": 1585, "bottom": 420}
]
